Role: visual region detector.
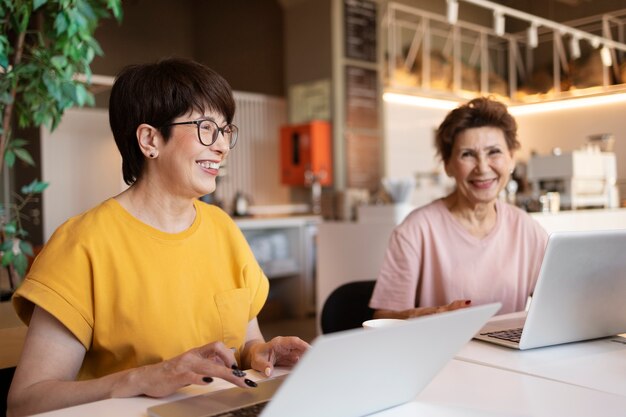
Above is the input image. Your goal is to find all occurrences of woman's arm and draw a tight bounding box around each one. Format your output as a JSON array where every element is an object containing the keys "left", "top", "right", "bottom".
[
  {"left": 373, "top": 299, "right": 472, "bottom": 320},
  {"left": 8, "top": 306, "right": 251, "bottom": 417}
]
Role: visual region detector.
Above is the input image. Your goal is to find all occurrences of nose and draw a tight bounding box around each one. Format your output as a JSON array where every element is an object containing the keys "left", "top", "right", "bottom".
[
  {"left": 212, "top": 131, "right": 230, "bottom": 155},
  {"left": 475, "top": 154, "right": 490, "bottom": 173}
]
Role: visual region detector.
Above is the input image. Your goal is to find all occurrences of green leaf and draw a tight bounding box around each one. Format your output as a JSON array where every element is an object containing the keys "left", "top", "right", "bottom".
[
  {"left": 8, "top": 138, "right": 28, "bottom": 147},
  {"left": 21, "top": 179, "right": 49, "bottom": 194},
  {"left": 13, "top": 253, "right": 28, "bottom": 277},
  {"left": 75, "top": 83, "right": 87, "bottom": 106},
  {"left": 51, "top": 55, "right": 68, "bottom": 69},
  {"left": 14, "top": 148, "right": 35, "bottom": 165},
  {"left": 19, "top": 240, "right": 34, "bottom": 257},
  {"left": 3, "top": 223, "right": 16, "bottom": 235},
  {"left": 4, "top": 150, "right": 15, "bottom": 168},
  {"left": 0, "top": 240, "right": 13, "bottom": 252},
  {"left": 54, "top": 12, "right": 68, "bottom": 35},
  {"left": 33, "top": 0, "right": 47, "bottom": 11},
  {"left": 104, "top": 0, "right": 123, "bottom": 20},
  {"left": 1, "top": 250, "right": 13, "bottom": 267}
]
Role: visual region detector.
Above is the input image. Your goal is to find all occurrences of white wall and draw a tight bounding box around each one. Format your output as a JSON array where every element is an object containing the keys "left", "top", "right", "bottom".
[
  {"left": 384, "top": 99, "right": 626, "bottom": 201},
  {"left": 383, "top": 101, "right": 455, "bottom": 207},
  {"left": 41, "top": 108, "right": 124, "bottom": 241}
]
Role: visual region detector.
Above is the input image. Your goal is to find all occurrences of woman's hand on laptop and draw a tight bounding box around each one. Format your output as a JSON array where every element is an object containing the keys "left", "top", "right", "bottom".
[
  {"left": 248, "top": 336, "right": 310, "bottom": 377},
  {"left": 119, "top": 341, "right": 252, "bottom": 398},
  {"left": 374, "top": 299, "right": 472, "bottom": 319}
]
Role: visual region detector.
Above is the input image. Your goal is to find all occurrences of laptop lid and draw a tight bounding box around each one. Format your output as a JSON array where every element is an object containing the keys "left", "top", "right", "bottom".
[
  {"left": 476, "top": 229, "right": 626, "bottom": 350},
  {"left": 148, "top": 303, "right": 500, "bottom": 417}
]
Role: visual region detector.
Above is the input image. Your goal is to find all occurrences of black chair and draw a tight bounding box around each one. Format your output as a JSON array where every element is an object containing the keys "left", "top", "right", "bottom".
[{"left": 320, "top": 280, "right": 377, "bottom": 334}]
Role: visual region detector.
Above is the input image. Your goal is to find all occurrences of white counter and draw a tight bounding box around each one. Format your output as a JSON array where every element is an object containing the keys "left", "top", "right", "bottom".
[
  {"left": 235, "top": 215, "right": 321, "bottom": 318},
  {"left": 530, "top": 207, "right": 626, "bottom": 234}
]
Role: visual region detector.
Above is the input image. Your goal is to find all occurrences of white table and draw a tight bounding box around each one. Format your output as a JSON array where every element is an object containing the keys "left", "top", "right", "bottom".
[
  {"left": 29, "top": 358, "right": 626, "bottom": 417},
  {"left": 457, "top": 335, "right": 626, "bottom": 397}
]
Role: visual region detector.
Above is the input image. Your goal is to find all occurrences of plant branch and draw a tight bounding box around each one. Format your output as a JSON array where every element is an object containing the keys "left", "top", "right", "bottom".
[{"left": 0, "top": 29, "right": 26, "bottom": 175}]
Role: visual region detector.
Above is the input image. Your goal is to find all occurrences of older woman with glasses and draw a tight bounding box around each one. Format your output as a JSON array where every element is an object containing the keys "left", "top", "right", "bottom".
[
  {"left": 8, "top": 58, "right": 308, "bottom": 416},
  {"left": 369, "top": 97, "right": 548, "bottom": 320}
]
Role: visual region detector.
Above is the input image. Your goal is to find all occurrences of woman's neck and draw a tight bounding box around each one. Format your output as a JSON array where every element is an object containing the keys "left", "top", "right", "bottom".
[
  {"left": 114, "top": 180, "right": 197, "bottom": 233},
  {"left": 443, "top": 192, "right": 498, "bottom": 239}
]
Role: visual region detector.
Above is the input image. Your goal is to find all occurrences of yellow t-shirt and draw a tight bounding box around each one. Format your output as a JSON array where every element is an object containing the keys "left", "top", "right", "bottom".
[{"left": 13, "top": 199, "right": 269, "bottom": 379}]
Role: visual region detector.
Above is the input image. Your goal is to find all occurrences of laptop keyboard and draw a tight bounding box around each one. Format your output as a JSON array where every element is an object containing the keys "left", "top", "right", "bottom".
[
  {"left": 212, "top": 401, "right": 269, "bottom": 417},
  {"left": 481, "top": 327, "right": 523, "bottom": 343}
]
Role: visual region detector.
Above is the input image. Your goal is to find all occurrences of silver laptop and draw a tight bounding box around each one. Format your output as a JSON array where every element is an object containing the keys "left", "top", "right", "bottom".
[
  {"left": 148, "top": 303, "right": 500, "bottom": 417},
  {"left": 475, "top": 229, "right": 626, "bottom": 350}
]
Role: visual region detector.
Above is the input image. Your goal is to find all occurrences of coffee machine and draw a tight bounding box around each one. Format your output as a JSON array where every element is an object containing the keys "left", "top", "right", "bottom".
[{"left": 527, "top": 149, "right": 618, "bottom": 210}]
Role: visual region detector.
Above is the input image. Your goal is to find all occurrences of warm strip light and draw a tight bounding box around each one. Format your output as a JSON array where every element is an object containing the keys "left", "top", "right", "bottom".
[
  {"left": 383, "top": 92, "right": 460, "bottom": 110},
  {"left": 509, "top": 92, "right": 626, "bottom": 116},
  {"left": 383, "top": 92, "right": 626, "bottom": 116}
]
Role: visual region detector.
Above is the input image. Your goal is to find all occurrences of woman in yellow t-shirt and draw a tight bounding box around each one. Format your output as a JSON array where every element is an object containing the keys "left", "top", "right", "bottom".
[{"left": 8, "top": 58, "right": 309, "bottom": 416}]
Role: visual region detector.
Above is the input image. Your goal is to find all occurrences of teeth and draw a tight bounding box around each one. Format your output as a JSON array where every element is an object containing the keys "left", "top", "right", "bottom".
[{"left": 197, "top": 161, "right": 220, "bottom": 169}]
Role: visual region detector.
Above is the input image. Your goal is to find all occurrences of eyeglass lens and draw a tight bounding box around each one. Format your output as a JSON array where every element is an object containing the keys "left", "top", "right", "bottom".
[{"left": 198, "top": 120, "right": 238, "bottom": 148}]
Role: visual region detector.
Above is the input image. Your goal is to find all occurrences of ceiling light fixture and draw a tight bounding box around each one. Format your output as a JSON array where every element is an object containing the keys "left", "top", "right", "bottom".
[
  {"left": 600, "top": 46, "right": 613, "bottom": 66},
  {"left": 493, "top": 10, "right": 505, "bottom": 36},
  {"left": 569, "top": 35, "right": 581, "bottom": 60},
  {"left": 446, "top": 0, "right": 459, "bottom": 25},
  {"left": 527, "top": 22, "right": 538, "bottom": 48}
]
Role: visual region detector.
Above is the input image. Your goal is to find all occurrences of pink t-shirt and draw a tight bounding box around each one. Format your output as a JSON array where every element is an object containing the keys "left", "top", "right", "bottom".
[{"left": 369, "top": 199, "right": 548, "bottom": 314}]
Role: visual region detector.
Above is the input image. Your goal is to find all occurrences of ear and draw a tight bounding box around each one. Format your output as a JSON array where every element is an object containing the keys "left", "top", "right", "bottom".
[
  {"left": 136, "top": 124, "right": 160, "bottom": 159},
  {"left": 509, "top": 150, "right": 516, "bottom": 173}
]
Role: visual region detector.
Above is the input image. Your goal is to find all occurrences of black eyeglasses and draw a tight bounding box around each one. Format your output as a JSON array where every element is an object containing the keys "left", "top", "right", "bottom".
[{"left": 160, "top": 118, "right": 239, "bottom": 149}]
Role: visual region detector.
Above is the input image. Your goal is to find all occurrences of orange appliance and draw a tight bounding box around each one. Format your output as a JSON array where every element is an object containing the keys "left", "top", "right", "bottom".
[{"left": 280, "top": 120, "right": 333, "bottom": 186}]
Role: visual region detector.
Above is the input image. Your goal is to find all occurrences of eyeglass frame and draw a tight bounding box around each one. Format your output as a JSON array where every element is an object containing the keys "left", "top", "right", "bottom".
[{"left": 159, "top": 118, "right": 238, "bottom": 149}]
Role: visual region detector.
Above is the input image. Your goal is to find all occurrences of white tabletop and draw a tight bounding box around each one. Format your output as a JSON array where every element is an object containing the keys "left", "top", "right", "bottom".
[
  {"left": 29, "top": 359, "right": 626, "bottom": 417},
  {"left": 457, "top": 335, "right": 626, "bottom": 397}
]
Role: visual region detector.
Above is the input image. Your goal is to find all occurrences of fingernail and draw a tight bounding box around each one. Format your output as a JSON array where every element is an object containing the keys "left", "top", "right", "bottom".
[
  {"left": 264, "top": 367, "right": 271, "bottom": 376},
  {"left": 202, "top": 376, "right": 213, "bottom": 383},
  {"left": 244, "top": 378, "right": 258, "bottom": 388},
  {"left": 465, "top": 300, "right": 471, "bottom": 305},
  {"left": 232, "top": 369, "right": 246, "bottom": 377}
]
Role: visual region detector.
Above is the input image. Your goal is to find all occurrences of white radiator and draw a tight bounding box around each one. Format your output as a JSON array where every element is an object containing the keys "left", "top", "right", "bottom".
[{"left": 215, "top": 92, "right": 290, "bottom": 212}]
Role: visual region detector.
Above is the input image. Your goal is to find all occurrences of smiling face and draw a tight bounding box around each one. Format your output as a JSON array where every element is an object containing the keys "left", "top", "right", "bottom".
[
  {"left": 158, "top": 109, "right": 230, "bottom": 198},
  {"left": 444, "top": 126, "right": 515, "bottom": 208}
]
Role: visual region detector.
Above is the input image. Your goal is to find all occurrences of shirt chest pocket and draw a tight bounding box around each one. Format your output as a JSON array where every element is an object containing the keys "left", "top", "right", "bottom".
[{"left": 214, "top": 288, "right": 251, "bottom": 351}]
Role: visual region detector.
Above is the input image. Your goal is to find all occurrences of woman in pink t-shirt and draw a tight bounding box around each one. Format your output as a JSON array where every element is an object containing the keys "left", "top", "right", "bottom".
[{"left": 370, "top": 97, "right": 548, "bottom": 318}]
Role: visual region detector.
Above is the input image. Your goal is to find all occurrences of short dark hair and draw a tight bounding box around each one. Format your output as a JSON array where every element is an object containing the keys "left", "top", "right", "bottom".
[
  {"left": 435, "top": 97, "right": 519, "bottom": 163},
  {"left": 109, "top": 57, "right": 236, "bottom": 185}
]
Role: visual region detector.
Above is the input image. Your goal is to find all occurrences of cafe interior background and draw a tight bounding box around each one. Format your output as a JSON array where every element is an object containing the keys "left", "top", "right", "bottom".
[{"left": 5, "top": 0, "right": 626, "bottom": 338}]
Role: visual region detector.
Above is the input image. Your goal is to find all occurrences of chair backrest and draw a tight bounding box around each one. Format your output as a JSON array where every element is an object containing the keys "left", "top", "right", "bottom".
[{"left": 320, "top": 280, "right": 376, "bottom": 334}]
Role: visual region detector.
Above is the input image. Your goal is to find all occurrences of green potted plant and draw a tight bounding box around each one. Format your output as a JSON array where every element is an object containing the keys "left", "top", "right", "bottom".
[{"left": 0, "top": 0, "right": 122, "bottom": 299}]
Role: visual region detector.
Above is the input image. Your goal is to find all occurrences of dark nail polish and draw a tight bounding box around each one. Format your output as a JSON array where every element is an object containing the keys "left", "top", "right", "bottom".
[
  {"left": 231, "top": 364, "right": 240, "bottom": 370},
  {"left": 244, "top": 378, "right": 258, "bottom": 388},
  {"left": 232, "top": 369, "right": 246, "bottom": 377},
  {"left": 202, "top": 376, "right": 213, "bottom": 383},
  {"left": 465, "top": 300, "right": 471, "bottom": 305}
]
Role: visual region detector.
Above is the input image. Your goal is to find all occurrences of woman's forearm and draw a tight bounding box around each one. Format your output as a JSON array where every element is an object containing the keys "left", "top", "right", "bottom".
[{"left": 8, "top": 368, "right": 138, "bottom": 417}]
